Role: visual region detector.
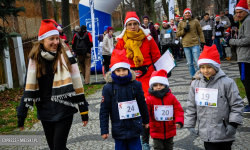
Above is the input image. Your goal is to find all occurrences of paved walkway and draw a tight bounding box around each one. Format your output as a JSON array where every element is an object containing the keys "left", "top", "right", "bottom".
[{"left": 1, "top": 59, "right": 250, "bottom": 150}]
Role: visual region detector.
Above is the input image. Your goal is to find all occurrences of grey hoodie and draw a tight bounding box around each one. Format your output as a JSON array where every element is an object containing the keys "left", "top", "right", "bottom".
[
  {"left": 185, "top": 69, "right": 244, "bottom": 142},
  {"left": 160, "top": 26, "right": 175, "bottom": 46}
]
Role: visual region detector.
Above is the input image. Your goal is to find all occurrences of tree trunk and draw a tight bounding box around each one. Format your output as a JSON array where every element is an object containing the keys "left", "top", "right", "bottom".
[
  {"left": 52, "top": 0, "right": 59, "bottom": 22},
  {"left": 162, "top": 0, "right": 169, "bottom": 20},
  {"left": 144, "top": 0, "right": 156, "bottom": 23},
  {"left": 61, "top": 0, "right": 72, "bottom": 40},
  {"left": 177, "top": 0, "right": 187, "bottom": 15},
  {"left": 40, "top": 0, "right": 48, "bottom": 19},
  {"left": 134, "top": 0, "right": 144, "bottom": 22}
]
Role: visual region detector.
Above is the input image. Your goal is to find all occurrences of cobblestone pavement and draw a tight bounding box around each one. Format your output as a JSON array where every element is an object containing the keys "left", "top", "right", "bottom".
[{"left": 1, "top": 59, "right": 250, "bottom": 150}]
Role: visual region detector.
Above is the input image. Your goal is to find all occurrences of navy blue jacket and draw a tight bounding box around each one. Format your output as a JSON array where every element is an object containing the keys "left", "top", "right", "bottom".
[{"left": 99, "top": 71, "right": 149, "bottom": 139}]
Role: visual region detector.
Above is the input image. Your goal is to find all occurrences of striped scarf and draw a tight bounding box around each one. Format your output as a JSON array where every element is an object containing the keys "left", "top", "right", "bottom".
[{"left": 24, "top": 48, "right": 85, "bottom": 110}]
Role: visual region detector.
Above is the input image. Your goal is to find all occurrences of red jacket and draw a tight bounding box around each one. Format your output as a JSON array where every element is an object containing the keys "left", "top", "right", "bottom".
[
  {"left": 146, "top": 90, "right": 184, "bottom": 139},
  {"left": 115, "top": 37, "right": 161, "bottom": 68}
]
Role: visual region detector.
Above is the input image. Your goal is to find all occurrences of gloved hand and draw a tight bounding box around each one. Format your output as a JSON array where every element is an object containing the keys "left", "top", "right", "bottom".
[
  {"left": 184, "top": 25, "right": 190, "bottom": 32},
  {"left": 226, "top": 125, "right": 236, "bottom": 136},
  {"left": 188, "top": 128, "right": 199, "bottom": 137},
  {"left": 201, "top": 43, "right": 205, "bottom": 49}
]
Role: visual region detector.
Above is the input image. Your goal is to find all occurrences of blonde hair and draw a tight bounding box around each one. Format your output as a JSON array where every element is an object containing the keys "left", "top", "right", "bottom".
[{"left": 28, "top": 38, "right": 72, "bottom": 78}]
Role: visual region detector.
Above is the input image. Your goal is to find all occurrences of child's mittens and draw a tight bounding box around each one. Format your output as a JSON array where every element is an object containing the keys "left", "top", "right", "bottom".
[
  {"left": 226, "top": 125, "right": 236, "bottom": 136},
  {"left": 187, "top": 128, "right": 199, "bottom": 137}
]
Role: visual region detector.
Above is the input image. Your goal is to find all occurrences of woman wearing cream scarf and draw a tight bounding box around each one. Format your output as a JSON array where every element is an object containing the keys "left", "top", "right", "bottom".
[{"left": 115, "top": 12, "right": 161, "bottom": 149}]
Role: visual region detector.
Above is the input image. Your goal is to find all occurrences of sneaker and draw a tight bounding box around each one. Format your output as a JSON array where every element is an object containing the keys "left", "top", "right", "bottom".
[
  {"left": 244, "top": 105, "right": 250, "bottom": 113},
  {"left": 142, "top": 143, "right": 151, "bottom": 150},
  {"left": 243, "top": 98, "right": 249, "bottom": 104}
]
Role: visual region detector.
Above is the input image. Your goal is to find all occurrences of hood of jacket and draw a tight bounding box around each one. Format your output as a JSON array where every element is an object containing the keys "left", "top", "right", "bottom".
[
  {"left": 105, "top": 69, "right": 136, "bottom": 83},
  {"left": 193, "top": 69, "right": 226, "bottom": 85}
]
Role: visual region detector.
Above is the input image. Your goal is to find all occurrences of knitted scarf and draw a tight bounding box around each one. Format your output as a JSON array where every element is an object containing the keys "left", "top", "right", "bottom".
[
  {"left": 148, "top": 86, "right": 169, "bottom": 99},
  {"left": 123, "top": 29, "right": 145, "bottom": 67},
  {"left": 24, "top": 48, "right": 85, "bottom": 110},
  {"left": 111, "top": 71, "right": 132, "bottom": 84}
]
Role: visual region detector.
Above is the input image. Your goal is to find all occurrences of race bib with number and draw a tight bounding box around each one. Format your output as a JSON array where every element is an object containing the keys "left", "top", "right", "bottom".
[
  {"left": 164, "top": 33, "right": 170, "bottom": 38},
  {"left": 118, "top": 100, "right": 141, "bottom": 120},
  {"left": 154, "top": 105, "right": 173, "bottom": 121},
  {"left": 216, "top": 32, "right": 222, "bottom": 36},
  {"left": 195, "top": 88, "right": 218, "bottom": 107},
  {"left": 202, "top": 25, "right": 212, "bottom": 30},
  {"left": 145, "top": 29, "right": 151, "bottom": 35}
]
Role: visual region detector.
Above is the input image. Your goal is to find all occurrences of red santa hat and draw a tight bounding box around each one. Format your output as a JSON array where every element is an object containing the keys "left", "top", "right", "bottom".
[
  {"left": 175, "top": 15, "right": 180, "bottom": 18},
  {"left": 124, "top": 11, "right": 140, "bottom": 26},
  {"left": 109, "top": 49, "right": 130, "bottom": 72},
  {"left": 162, "top": 20, "right": 168, "bottom": 25},
  {"left": 225, "top": 27, "right": 231, "bottom": 34},
  {"left": 198, "top": 45, "right": 221, "bottom": 68},
  {"left": 173, "top": 28, "right": 177, "bottom": 32},
  {"left": 183, "top": 8, "right": 192, "bottom": 16},
  {"left": 38, "top": 19, "right": 59, "bottom": 41},
  {"left": 149, "top": 69, "right": 169, "bottom": 87},
  {"left": 180, "top": 17, "right": 183, "bottom": 21},
  {"left": 116, "top": 11, "right": 152, "bottom": 41},
  {"left": 235, "top": 0, "right": 249, "bottom": 13},
  {"left": 154, "top": 23, "right": 160, "bottom": 27},
  {"left": 215, "top": 15, "right": 220, "bottom": 19}
]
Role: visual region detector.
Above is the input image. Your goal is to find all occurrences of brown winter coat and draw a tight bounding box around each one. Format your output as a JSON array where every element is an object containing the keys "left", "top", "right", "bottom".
[{"left": 177, "top": 18, "right": 205, "bottom": 47}]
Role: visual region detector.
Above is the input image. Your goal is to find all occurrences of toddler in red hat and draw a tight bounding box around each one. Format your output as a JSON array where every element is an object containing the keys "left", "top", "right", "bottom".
[
  {"left": 185, "top": 45, "right": 244, "bottom": 150},
  {"left": 146, "top": 69, "right": 184, "bottom": 150},
  {"left": 100, "top": 49, "right": 149, "bottom": 150}
]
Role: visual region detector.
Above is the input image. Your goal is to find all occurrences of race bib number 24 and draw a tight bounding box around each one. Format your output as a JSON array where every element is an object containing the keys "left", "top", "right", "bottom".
[{"left": 118, "top": 100, "right": 141, "bottom": 120}]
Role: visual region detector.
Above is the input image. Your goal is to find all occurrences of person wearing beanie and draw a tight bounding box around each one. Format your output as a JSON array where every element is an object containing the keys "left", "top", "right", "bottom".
[
  {"left": 72, "top": 25, "right": 80, "bottom": 39},
  {"left": 141, "top": 15, "right": 159, "bottom": 43},
  {"left": 146, "top": 69, "right": 184, "bottom": 150},
  {"left": 17, "top": 19, "right": 89, "bottom": 150},
  {"left": 160, "top": 20, "right": 176, "bottom": 55},
  {"left": 98, "top": 25, "right": 109, "bottom": 43},
  {"left": 100, "top": 49, "right": 149, "bottom": 150},
  {"left": 229, "top": 0, "right": 250, "bottom": 113},
  {"left": 177, "top": 8, "right": 206, "bottom": 79},
  {"left": 102, "top": 26, "right": 114, "bottom": 73},
  {"left": 72, "top": 25, "right": 93, "bottom": 85},
  {"left": 185, "top": 45, "right": 244, "bottom": 150}
]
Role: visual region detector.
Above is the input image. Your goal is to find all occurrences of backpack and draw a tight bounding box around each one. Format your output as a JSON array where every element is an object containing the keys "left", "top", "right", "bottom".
[{"left": 75, "top": 32, "right": 89, "bottom": 55}]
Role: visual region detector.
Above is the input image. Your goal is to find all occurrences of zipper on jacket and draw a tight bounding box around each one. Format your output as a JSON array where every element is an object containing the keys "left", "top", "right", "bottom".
[
  {"left": 161, "top": 98, "right": 167, "bottom": 139},
  {"left": 223, "top": 118, "right": 227, "bottom": 128}
]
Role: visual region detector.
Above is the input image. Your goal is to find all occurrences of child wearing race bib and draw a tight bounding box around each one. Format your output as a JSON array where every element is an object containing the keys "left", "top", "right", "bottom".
[
  {"left": 99, "top": 49, "right": 149, "bottom": 150},
  {"left": 185, "top": 45, "right": 244, "bottom": 150},
  {"left": 146, "top": 69, "right": 184, "bottom": 150}
]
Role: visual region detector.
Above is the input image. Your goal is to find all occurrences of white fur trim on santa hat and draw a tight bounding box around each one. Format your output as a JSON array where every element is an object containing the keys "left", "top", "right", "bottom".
[
  {"left": 215, "top": 16, "right": 220, "bottom": 19},
  {"left": 110, "top": 62, "right": 130, "bottom": 72},
  {"left": 149, "top": 76, "right": 169, "bottom": 86},
  {"left": 38, "top": 30, "right": 59, "bottom": 41},
  {"left": 183, "top": 10, "right": 192, "bottom": 16},
  {"left": 115, "top": 26, "right": 152, "bottom": 41},
  {"left": 162, "top": 22, "right": 168, "bottom": 25},
  {"left": 235, "top": 7, "right": 250, "bottom": 13},
  {"left": 124, "top": 17, "right": 140, "bottom": 26},
  {"left": 154, "top": 24, "right": 159, "bottom": 27},
  {"left": 198, "top": 59, "right": 221, "bottom": 68}
]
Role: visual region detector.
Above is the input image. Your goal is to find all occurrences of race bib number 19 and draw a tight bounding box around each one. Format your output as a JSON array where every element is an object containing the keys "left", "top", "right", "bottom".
[
  {"left": 154, "top": 105, "right": 173, "bottom": 121},
  {"left": 195, "top": 88, "right": 218, "bottom": 107},
  {"left": 118, "top": 100, "right": 141, "bottom": 120}
]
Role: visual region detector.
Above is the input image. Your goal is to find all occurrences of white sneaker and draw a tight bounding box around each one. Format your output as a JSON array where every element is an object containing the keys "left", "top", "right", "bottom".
[{"left": 243, "top": 98, "right": 249, "bottom": 104}]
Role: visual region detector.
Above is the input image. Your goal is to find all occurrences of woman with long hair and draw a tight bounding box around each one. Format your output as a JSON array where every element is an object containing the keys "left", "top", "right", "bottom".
[
  {"left": 115, "top": 12, "right": 161, "bottom": 149},
  {"left": 17, "top": 19, "right": 89, "bottom": 150}
]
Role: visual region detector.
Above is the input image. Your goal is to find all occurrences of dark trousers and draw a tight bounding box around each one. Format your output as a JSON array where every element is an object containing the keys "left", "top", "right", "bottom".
[
  {"left": 153, "top": 137, "right": 174, "bottom": 150},
  {"left": 142, "top": 126, "right": 150, "bottom": 144},
  {"left": 238, "top": 63, "right": 250, "bottom": 104},
  {"left": 173, "top": 47, "right": 181, "bottom": 59},
  {"left": 115, "top": 137, "right": 142, "bottom": 150},
  {"left": 102, "top": 55, "right": 111, "bottom": 72},
  {"left": 161, "top": 45, "right": 172, "bottom": 55},
  {"left": 204, "top": 141, "right": 233, "bottom": 150},
  {"left": 41, "top": 115, "right": 73, "bottom": 150},
  {"left": 205, "top": 39, "right": 213, "bottom": 47}
]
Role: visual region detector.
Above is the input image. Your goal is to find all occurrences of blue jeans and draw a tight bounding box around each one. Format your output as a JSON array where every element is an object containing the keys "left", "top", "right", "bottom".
[
  {"left": 115, "top": 137, "right": 142, "bottom": 150},
  {"left": 214, "top": 37, "right": 223, "bottom": 57},
  {"left": 183, "top": 45, "right": 200, "bottom": 77}
]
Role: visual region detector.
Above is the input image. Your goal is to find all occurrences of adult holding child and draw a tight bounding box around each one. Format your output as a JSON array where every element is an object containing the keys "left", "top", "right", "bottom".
[
  {"left": 115, "top": 11, "right": 161, "bottom": 149},
  {"left": 17, "top": 19, "right": 89, "bottom": 150}
]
